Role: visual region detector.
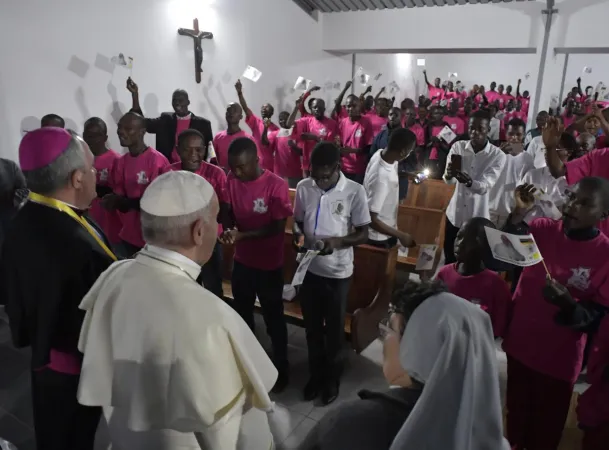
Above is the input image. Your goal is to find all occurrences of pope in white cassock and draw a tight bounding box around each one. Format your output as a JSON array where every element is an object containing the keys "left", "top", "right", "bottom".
[{"left": 76, "top": 170, "right": 283, "bottom": 450}]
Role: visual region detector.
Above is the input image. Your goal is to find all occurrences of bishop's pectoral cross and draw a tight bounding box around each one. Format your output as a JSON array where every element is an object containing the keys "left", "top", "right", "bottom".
[{"left": 178, "top": 18, "right": 213, "bottom": 84}]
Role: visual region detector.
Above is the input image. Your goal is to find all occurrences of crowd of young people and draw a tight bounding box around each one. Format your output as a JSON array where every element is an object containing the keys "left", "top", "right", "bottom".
[{"left": 2, "top": 70, "right": 609, "bottom": 450}]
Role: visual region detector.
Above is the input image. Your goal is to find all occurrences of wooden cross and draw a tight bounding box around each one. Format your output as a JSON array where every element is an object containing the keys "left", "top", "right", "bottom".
[{"left": 178, "top": 19, "right": 213, "bottom": 84}]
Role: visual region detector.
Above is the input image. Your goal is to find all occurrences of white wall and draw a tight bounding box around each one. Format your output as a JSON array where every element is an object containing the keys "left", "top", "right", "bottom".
[{"left": 0, "top": 0, "right": 351, "bottom": 160}]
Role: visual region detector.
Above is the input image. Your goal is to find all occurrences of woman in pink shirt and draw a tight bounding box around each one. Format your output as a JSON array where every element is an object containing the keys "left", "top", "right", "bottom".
[
  {"left": 436, "top": 217, "right": 512, "bottom": 338},
  {"left": 502, "top": 179, "right": 609, "bottom": 450},
  {"left": 83, "top": 117, "right": 122, "bottom": 245},
  {"left": 235, "top": 79, "right": 279, "bottom": 172}
]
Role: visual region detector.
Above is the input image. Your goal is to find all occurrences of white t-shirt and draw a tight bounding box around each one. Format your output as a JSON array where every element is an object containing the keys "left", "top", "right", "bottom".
[
  {"left": 526, "top": 135, "right": 547, "bottom": 169},
  {"left": 363, "top": 150, "right": 399, "bottom": 241},
  {"left": 489, "top": 151, "right": 534, "bottom": 218}
]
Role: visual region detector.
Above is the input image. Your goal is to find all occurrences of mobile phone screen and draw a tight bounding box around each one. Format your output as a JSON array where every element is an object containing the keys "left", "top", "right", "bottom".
[{"left": 451, "top": 154, "right": 462, "bottom": 171}]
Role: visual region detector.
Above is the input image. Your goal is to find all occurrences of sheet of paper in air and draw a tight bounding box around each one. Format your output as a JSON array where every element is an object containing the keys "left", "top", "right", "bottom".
[
  {"left": 447, "top": 72, "right": 458, "bottom": 79},
  {"left": 111, "top": 53, "right": 133, "bottom": 69},
  {"left": 373, "top": 73, "right": 383, "bottom": 81},
  {"left": 583, "top": 66, "right": 593, "bottom": 74},
  {"left": 524, "top": 72, "right": 531, "bottom": 80},
  {"left": 416, "top": 244, "right": 437, "bottom": 271},
  {"left": 294, "top": 76, "right": 312, "bottom": 91},
  {"left": 485, "top": 227, "right": 543, "bottom": 267},
  {"left": 417, "top": 59, "right": 426, "bottom": 67},
  {"left": 438, "top": 125, "right": 457, "bottom": 144},
  {"left": 534, "top": 190, "right": 562, "bottom": 220},
  {"left": 242, "top": 65, "right": 262, "bottom": 82},
  {"left": 388, "top": 81, "right": 400, "bottom": 94},
  {"left": 292, "top": 250, "right": 319, "bottom": 286}
]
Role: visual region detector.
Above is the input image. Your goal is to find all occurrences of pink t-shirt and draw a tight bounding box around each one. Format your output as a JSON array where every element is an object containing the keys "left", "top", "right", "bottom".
[
  {"left": 503, "top": 218, "right": 609, "bottom": 382},
  {"left": 436, "top": 263, "right": 512, "bottom": 338},
  {"left": 443, "top": 115, "right": 466, "bottom": 136},
  {"left": 294, "top": 115, "right": 339, "bottom": 169},
  {"left": 170, "top": 116, "right": 192, "bottom": 163},
  {"left": 404, "top": 122, "right": 426, "bottom": 147},
  {"left": 496, "top": 94, "right": 508, "bottom": 110},
  {"left": 518, "top": 96, "right": 531, "bottom": 114},
  {"left": 226, "top": 170, "right": 293, "bottom": 270},
  {"left": 42, "top": 349, "right": 81, "bottom": 375},
  {"left": 364, "top": 112, "right": 388, "bottom": 137},
  {"left": 457, "top": 91, "right": 468, "bottom": 108},
  {"left": 90, "top": 149, "right": 122, "bottom": 244},
  {"left": 338, "top": 116, "right": 374, "bottom": 174},
  {"left": 110, "top": 147, "right": 170, "bottom": 247},
  {"left": 428, "top": 124, "right": 446, "bottom": 160},
  {"left": 562, "top": 113, "right": 576, "bottom": 129},
  {"left": 428, "top": 86, "right": 444, "bottom": 104},
  {"left": 162, "top": 161, "right": 227, "bottom": 236},
  {"left": 332, "top": 106, "right": 349, "bottom": 121},
  {"left": 444, "top": 91, "right": 459, "bottom": 104},
  {"left": 577, "top": 315, "right": 609, "bottom": 427},
  {"left": 246, "top": 114, "right": 279, "bottom": 172},
  {"left": 486, "top": 91, "right": 499, "bottom": 105},
  {"left": 565, "top": 148, "right": 609, "bottom": 236},
  {"left": 269, "top": 128, "right": 301, "bottom": 179},
  {"left": 212, "top": 130, "right": 254, "bottom": 171}
]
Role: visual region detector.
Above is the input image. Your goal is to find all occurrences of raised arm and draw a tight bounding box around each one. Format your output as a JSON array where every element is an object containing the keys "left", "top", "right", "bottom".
[
  {"left": 234, "top": 79, "right": 253, "bottom": 118},
  {"left": 423, "top": 70, "right": 431, "bottom": 87},
  {"left": 286, "top": 97, "right": 301, "bottom": 129},
  {"left": 577, "top": 77, "right": 584, "bottom": 97},
  {"left": 374, "top": 86, "right": 386, "bottom": 102},
  {"left": 333, "top": 81, "right": 352, "bottom": 118},
  {"left": 126, "top": 78, "right": 160, "bottom": 133},
  {"left": 516, "top": 79, "right": 522, "bottom": 98}
]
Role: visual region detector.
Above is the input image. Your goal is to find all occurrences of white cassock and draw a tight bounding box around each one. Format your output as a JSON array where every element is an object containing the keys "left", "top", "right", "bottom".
[{"left": 77, "top": 245, "right": 278, "bottom": 450}]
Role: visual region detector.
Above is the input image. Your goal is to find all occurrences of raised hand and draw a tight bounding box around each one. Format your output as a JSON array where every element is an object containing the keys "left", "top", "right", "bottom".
[
  {"left": 308, "top": 85, "right": 321, "bottom": 93},
  {"left": 364, "top": 86, "right": 373, "bottom": 95},
  {"left": 542, "top": 117, "right": 563, "bottom": 149},
  {"left": 126, "top": 77, "right": 138, "bottom": 94},
  {"left": 344, "top": 81, "right": 353, "bottom": 90},
  {"left": 235, "top": 79, "right": 243, "bottom": 93},
  {"left": 514, "top": 184, "right": 537, "bottom": 210}
]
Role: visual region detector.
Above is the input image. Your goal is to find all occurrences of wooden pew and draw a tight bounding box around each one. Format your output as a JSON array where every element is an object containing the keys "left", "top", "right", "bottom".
[
  {"left": 397, "top": 179, "right": 454, "bottom": 273},
  {"left": 221, "top": 189, "right": 397, "bottom": 353}
]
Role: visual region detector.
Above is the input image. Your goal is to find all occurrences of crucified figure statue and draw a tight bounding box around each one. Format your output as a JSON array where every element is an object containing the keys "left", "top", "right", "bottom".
[{"left": 178, "top": 18, "right": 213, "bottom": 84}]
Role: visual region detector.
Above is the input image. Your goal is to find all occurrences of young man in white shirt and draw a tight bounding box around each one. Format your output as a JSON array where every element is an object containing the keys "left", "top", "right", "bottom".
[
  {"left": 443, "top": 110, "right": 506, "bottom": 263},
  {"left": 293, "top": 143, "right": 370, "bottom": 406},
  {"left": 489, "top": 118, "right": 534, "bottom": 228},
  {"left": 364, "top": 128, "right": 417, "bottom": 249}
]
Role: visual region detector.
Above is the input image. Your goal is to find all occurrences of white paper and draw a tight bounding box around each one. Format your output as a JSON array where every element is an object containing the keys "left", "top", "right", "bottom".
[
  {"left": 417, "top": 58, "right": 426, "bottom": 67},
  {"left": 485, "top": 227, "right": 544, "bottom": 267},
  {"left": 242, "top": 65, "right": 262, "bottom": 82},
  {"left": 438, "top": 125, "right": 457, "bottom": 144},
  {"left": 533, "top": 190, "right": 562, "bottom": 220},
  {"left": 583, "top": 66, "right": 593, "bottom": 74},
  {"left": 294, "top": 76, "right": 312, "bottom": 91},
  {"left": 292, "top": 250, "right": 319, "bottom": 286},
  {"left": 388, "top": 81, "right": 400, "bottom": 94},
  {"left": 359, "top": 73, "right": 370, "bottom": 86},
  {"left": 447, "top": 72, "right": 458, "bottom": 78},
  {"left": 282, "top": 284, "right": 297, "bottom": 301},
  {"left": 373, "top": 72, "right": 383, "bottom": 81},
  {"left": 398, "top": 246, "right": 409, "bottom": 259},
  {"left": 353, "top": 66, "right": 365, "bottom": 79},
  {"left": 415, "top": 244, "right": 437, "bottom": 271},
  {"left": 524, "top": 72, "right": 531, "bottom": 80},
  {"left": 111, "top": 53, "right": 133, "bottom": 69}
]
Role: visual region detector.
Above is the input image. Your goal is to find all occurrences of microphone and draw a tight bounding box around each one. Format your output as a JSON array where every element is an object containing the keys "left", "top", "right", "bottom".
[{"left": 313, "top": 240, "right": 325, "bottom": 252}]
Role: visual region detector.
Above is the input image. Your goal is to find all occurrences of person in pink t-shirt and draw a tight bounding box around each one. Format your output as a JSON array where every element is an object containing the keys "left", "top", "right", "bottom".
[
  {"left": 331, "top": 80, "right": 353, "bottom": 121},
  {"left": 436, "top": 217, "right": 512, "bottom": 338},
  {"left": 162, "top": 128, "right": 228, "bottom": 299},
  {"left": 577, "top": 315, "right": 609, "bottom": 450},
  {"left": 443, "top": 81, "right": 459, "bottom": 105},
  {"left": 502, "top": 180, "right": 609, "bottom": 450},
  {"left": 262, "top": 111, "right": 301, "bottom": 188},
  {"left": 334, "top": 95, "right": 374, "bottom": 184},
  {"left": 426, "top": 105, "right": 452, "bottom": 176},
  {"left": 288, "top": 97, "right": 339, "bottom": 178},
  {"left": 496, "top": 84, "right": 508, "bottom": 110},
  {"left": 562, "top": 99, "right": 577, "bottom": 129},
  {"left": 516, "top": 78, "right": 531, "bottom": 114},
  {"left": 364, "top": 97, "right": 390, "bottom": 137},
  {"left": 423, "top": 70, "right": 443, "bottom": 105},
  {"left": 220, "top": 137, "right": 293, "bottom": 393},
  {"left": 235, "top": 79, "right": 279, "bottom": 172},
  {"left": 486, "top": 82, "right": 500, "bottom": 106},
  {"left": 504, "top": 84, "right": 516, "bottom": 105},
  {"left": 102, "top": 112, "right": 169, "bottom": 256},
  {"left": 402, "top": 104, "right": 426, "bottom": 148},
  {"left": 443, "top": 100, "right": 466, "bottom": 136},
  {"left": 82, "top": 117, "right": 122, "bottom": 245},
  {"left": 212, "top": 103, "right": 255, "bottom": 171}
]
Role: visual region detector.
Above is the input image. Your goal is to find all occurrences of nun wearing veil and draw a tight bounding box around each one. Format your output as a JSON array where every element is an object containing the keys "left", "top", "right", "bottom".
[{"left": 299, "top": 280, "right": 510, "bottom": 450}]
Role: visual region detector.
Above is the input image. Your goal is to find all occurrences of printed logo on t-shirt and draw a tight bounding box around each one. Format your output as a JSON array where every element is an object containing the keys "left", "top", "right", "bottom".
[
  {"left": 332, "top": 200, "right": 344, "bottom": 217},
  {"left": 136, "top": 171, "right": 149, "bottom": 185},
  {"left": 99, "top": 168, "right": 109, "bottom": 182},
  {"left": 567, "top": 267, "right": 591, "bottom": 291},
  {"left": 451, "top": 124, "right": 457, "bottom": 130},
  {"left": 253, "top": 198, "right": 268, "bottom": 214},
  {"left": 355, "top": 129, "right": 362, "bottom": 138},
  {"left": 319, "top": 128, "right": 327, "bottom": 136}
]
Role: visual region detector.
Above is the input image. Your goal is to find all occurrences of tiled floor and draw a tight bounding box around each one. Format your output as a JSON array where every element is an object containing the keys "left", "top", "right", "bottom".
[{"left": 0, "top": 309, "right": 388, "bottom": 450}]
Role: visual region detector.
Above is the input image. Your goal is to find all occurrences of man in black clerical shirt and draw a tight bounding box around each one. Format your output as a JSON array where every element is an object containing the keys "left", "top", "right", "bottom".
[{"left": 0, "top": 127, "right": 115, "bottom": 450}]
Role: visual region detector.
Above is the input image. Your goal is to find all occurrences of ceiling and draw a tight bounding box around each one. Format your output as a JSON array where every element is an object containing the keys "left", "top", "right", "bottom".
[{"left": 293, "top": 0, "right": 535, "bottom": 14}]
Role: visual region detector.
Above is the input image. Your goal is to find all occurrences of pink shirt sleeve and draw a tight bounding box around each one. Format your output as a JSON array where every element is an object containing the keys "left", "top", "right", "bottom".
[
  {"left": 152, "top": 153, "right": 171, "bottom": 179},
  {"left": 565, "top": 150, "right": 596, "bottom": 185},
  {"left": 436, "top": 266, "right": 447, "bottom": 282},
  {"left": 214, "top": 169, "right": 229, "bottom": 204},
  {"left": 270, "top": 179, "right": 293, "bottom": 220},
  {"left": 245, "top": 114, "right": 263, "bottom": 136},
  {"left": 293, "top": 117, "right": 309, "bottom": 136}
]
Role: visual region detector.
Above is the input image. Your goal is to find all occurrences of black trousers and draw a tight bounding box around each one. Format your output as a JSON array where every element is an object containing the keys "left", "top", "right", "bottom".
[
  {"left": 31, "top": 368, "right": 101, "bottom": 450},
  {"left": 300, "top": 272, "right": 352, "bottom": 381},
  {"left": 231, "top": 261, "right": 288, "bottom": 372},
  {"left": 197, "top": 242, "right": 223, "bottom": 298},
  {"left": 443, "top": 216, "right": 460, "bottom": 265}
]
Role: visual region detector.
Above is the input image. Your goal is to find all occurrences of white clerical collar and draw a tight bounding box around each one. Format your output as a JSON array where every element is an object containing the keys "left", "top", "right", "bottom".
[{"left": 142, "top": 244, "right": 201, "bottom": 280}]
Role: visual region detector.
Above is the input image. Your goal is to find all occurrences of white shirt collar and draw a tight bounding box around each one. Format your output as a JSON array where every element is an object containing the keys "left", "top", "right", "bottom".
[{"left": 141, "top": 244, "right": 201, "bottom": 280}]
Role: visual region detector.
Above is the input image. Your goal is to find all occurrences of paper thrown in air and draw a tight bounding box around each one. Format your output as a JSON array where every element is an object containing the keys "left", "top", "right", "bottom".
[
  {"left": 111, "top": 53, "right": 133, "bottom": 69},
  {"left": 417, "top": 59, "right": 426, "bottom": 67},
  {"left": 447, "top": 72, "right": 458, "bottom": 78},
  {"left": 438, "top": 125, "right": 457, "bottom": 144},
  {"left": 243, "top": 65, "right": 262, "bottom": 82},
  {"left": 485, "top": 227, "right": 544, "bottom": 267},
  {"left": 524, "top": 72, "right": 531, "bottom": 80},
  {"left": 583, "top": 66, "right": 593, "bottom": 74},
  {"left": 292, "top": 250, "right": 319, "bottom": 286},
  {"left": 373, "top": 73, "right": 383, "bottom": 81},
  {"left": 388, "top": 81, "right": 400, "bottom": 93},
  {"left": 294, "top": 76, "right": 312, "bottom": 91},
  {"left": 415, "top": 244, "right": 437, "bottom": 271}
]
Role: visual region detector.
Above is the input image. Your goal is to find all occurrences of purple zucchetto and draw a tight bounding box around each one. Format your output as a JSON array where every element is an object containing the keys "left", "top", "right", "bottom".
[{"left": 19, "top": 127, "right": 73, "bottom": 171}]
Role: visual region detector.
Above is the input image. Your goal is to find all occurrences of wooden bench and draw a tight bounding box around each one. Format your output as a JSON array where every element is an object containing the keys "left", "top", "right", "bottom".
[
  {"left": 397, "top": 180, "right": 454, "bottom": 273},
  {"left": 220, "top": 189, "right": 397, "bottom": 353}
]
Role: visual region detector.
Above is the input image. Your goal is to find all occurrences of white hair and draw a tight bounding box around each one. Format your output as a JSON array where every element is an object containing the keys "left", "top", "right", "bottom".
[
  {"left": 23, "top": 130, "right": 87, "bottom": 195},
  {"left": 141, "top": 207, "right": 213, "bottom": 247}
]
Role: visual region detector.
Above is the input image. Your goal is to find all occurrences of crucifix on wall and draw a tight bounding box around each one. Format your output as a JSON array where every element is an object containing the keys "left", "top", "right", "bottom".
[{"left": 178, "top": 18, "right": 213, "bottom": 84}]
